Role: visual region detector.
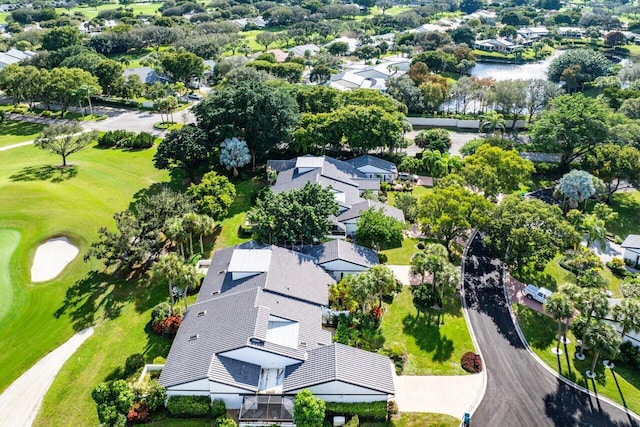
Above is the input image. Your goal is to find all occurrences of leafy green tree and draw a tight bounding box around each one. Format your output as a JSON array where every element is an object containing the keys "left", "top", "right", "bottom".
[
  {"left": 619, "top": 98, "right": 640, "bottom": 119},
  {"left": 160, "top": 51, "right": 204, "bottom": 83},
  {"left": 294, "top": 390, "right": 325, "bottom": 427},
  {"left": 95, "top": 59, "right": 124, "bottom": 94},
  {"left": 544, "top": 293, "right": 573, "bottom": 352},
  {"left": 329, "top": 277, "right": 358, "bottom": 312},
  {"left": 582, "top": 144, "right": 640, "bottom": 202},
  {"left": 412, "top": 283, "right": 438, "bottom": 319},
  {"left": 248, "top": 184, "right": 338, "bottom": 246},
  {"left": 256, "top": 31, "right": 279, "bottom": 51},
  {"left": 355, "top": 207, "right": 404, "bottom": 250},
  {"left": 394, "top": 193, "right": 418, "bottom": 223},
  {"left": 479, "top": 111, "right": 506, "bottom": 136},
  {"left": 153, "top": 253, "right": 200, "bottom": 314},
  {"left": 413, "top": 129, "right": 451, "bottom": 152},
  {"left": 46, "top": 67, "right": 101, "bottom": 118},
  {"left": 386, "top": 75, "right": 424, "bottom": 114},
  {"left": 482, "top": 194, "right": 579, "bottom": 271},
  {"left": 583, "top": 321, "right": 621, "bottom": 377},
  {"left": 35, "top": 123, "right": 97, "bottom": 167},
  {"left": 529, "top": 94, "right": 611, "bottom": 168},
  {"left": 421, "top": 150, "right": 462, "bottom": 181},
  {"left": 309, "top": 64, "right": 335, "bottom": 83},
  {"left": 194, "top": 79, "right": 299, "bottom": 168},
  {"left": 547, "top": 49, "right": 610, "bottom": 87},
  {"left": 219, "top": 137, "right": 251, "bottom": 178},
  {"left": 42, "top": 26, "right": 82, "bottom": 51},
  {"left": 412, "top": 51, "right": 457, "bottom": 74},
  {"left": 462, "top": 145, "right": 534, "bottom": 200},
  {"left": 492, "top": 80, "right": 528, "bottom": 130},
  {"left": 419, "top": 181, "right": 493, "bottom": 253},
  {"left": 613, "top": 299, "right": 640, "bottom": 340},
  {"left": 186, "top": 171, "right": 236, "bottom": 221},
  {"left": 153, "top": 125, "right": 212, "bottom": 181},
  {"left": 326, "top": 41, "right": 349, "bottom": 55},
  {"left": 352, "top": 265, "right": 397, "bottom": 309}
]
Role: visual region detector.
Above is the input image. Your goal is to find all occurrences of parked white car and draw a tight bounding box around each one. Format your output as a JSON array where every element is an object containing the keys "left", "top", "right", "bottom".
[{"left": 523, "top": 284, "right": 552, "bottom": 304}]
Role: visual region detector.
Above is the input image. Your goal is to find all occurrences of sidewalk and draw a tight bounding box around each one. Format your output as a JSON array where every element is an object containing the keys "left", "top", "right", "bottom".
[{"left": 0, "top": 327, "right": 94, "bottom": 427}]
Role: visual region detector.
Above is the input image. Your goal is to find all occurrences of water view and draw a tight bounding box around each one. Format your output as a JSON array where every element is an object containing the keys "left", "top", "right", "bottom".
[{"left": 469, "top": 52, "right": 560, "bottom": 81}]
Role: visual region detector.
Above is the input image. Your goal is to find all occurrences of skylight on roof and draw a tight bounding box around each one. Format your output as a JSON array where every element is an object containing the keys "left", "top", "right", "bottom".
[{"left": 228, "top": 249, "right": 272, "bottom": 273}]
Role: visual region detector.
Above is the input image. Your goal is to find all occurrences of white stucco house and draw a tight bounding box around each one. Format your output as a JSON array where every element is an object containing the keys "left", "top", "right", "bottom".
[
  {"left": 621, "top": 235, "right": 640, "bottom": 268},
  {"left": 266, "top": 155, "right": 404, "bottom": 237},
  {"left": 159, "top": 242, "right": 394, "bottom": 424},
  {"left": 304, "top": 239, "right": 379, "bottom": 281}
]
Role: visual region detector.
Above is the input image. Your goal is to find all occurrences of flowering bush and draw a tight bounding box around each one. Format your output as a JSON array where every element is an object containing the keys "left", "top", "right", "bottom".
[
  {"left": 127, "top": 401, "right": 150, "bottom": 424},
  {"left": 461, "top": 351, "right": 482, "bottom": 373},
  {"left": 152, "top": 315, "right": 182, "bottom": 337}
]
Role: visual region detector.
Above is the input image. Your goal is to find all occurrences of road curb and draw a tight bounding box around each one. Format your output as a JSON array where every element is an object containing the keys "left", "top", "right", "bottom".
[
  {"left": 460, "top": 229, "right": 488, "bottom": 419},
  {"left": 500, "top": 263, "right": 640, "bottom": 423}
]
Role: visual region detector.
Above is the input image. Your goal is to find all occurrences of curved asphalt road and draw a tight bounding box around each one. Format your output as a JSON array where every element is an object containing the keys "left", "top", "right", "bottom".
[{"left": 464, "top": 234, "right": 639, "bottom": 427}]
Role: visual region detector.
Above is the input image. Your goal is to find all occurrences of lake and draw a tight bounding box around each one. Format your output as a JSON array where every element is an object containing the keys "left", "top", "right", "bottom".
[{"left": 469, "top": 52, "right": 560, "bottom": 81}]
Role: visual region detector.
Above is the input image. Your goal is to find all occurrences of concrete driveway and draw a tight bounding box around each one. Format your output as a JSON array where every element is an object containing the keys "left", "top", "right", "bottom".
[
  {"left": 404, "top": 130, "right": 480, "bottom": 156},
  {"left": 387, "top": 265, "right": 422, "bottom": 286}
]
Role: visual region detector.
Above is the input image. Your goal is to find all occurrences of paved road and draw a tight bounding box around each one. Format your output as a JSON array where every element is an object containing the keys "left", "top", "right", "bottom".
[{"left": 464, "top": 234, "right": 639, "bottom": 427}]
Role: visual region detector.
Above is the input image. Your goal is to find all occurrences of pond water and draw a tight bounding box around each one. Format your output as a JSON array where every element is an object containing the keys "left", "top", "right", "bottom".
[{"left": 469, "top": 52, "right": 560, "bottom": 81}]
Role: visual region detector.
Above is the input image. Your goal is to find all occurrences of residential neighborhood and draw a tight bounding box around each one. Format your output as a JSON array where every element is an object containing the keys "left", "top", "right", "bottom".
[{"left": 0, "top": 0, "right": 638, "bottom": 426}]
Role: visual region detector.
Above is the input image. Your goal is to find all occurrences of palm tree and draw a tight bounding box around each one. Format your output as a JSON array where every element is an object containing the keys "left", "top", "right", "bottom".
[
  {"left": 479, "top": 111, "right": 506, "bottom": 137},
  {"left": 545, "top": 293, "right": 573, "bottom": 352},
  {"left": 575, "top": 288, "right": 609, "bottom": 324},
  {"left": 410, "top": 252, "right": 428, "bottom": 284},
  {"left": 613, "top": 298, "right": 640, "bottom": 340},
  {"left": 438, "top": 262, "right": 461, "bottom": 303},
  {"left": 198, "top": 215, "right": 216, "bottom": 256},
  {"left": 583, "top": 321, "right": 621, "bottom": 378},
  {"left": 422, "top": 243, "right": 449, "bottom": 292},
  {"left": 153, "top": 253, "right": 184, "bottom": 315},
  {"left": 164, "top": 216, "right": 187, "bottom": 258}
]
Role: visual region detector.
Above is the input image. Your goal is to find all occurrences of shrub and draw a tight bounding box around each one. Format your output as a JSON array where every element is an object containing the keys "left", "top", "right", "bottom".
[
  {"left": 461, "top": 351, "right": 483, "bottom": 373},
  {"left": 414, "top": 129, "right": 451, "bottom": 152},
  {"left": 127, "top": 401, "right": 150, "bottom": 424},
  {"left": 151, "top": 302, "right": 171, "bottom": 323},
  {"left": 382, "top": 344, "right": 407, "bottom": 375},
  {"left": 153, "top": 356, "right": 167, "bottom": 365},
  {"left": 143, "top": 380, "right": 167, "bottom": 411},
  {"left": 97, "top": 404, "right": 124, "bottom": 426},
  {"left": 125, "top": 353, "right": 145, "bottom": 376},
  {"left": 211, "top": 399, "right": 226, "bottom": 419},
  {"left": 152, "top": 315, "right": 182, "bottom": 337},
  {"left": 416, "top": 242, "right": 425, "bottom": 250},
  {"left": 115, "top": 388, "right": 135, "bottom": 413},
  {"left": 325, "top": 401, "right": 388, "bottom": 421},
  {"left": 216, "top": 416, "right": 238, "bottom": 427},
  {"left": 167, "top": 395, "right": 211, "bottom": 418},
  {"left": 345, "top": 415, "right": 360, "bottom": 427},
  {"left": 92, "top": 382, "right": 111, "bottom": 405},
  {"left": 97, "top": 130, "right": 135, "bottom": 147},
  {"left": 132, "top": 132, "right": 155, "bottom": 149},
  {"left": 377, "top": 253, "right": 388, "bottom": 263}
]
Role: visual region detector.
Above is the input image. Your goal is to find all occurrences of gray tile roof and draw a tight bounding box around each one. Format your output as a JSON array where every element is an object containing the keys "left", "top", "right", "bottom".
[
  {"left": 283, "top": 343, "right": 395, "bottom": 395},
  {"left": 123, "top": 66, "right": 171, "bottom": 85},
  {"left": 304, "top": 240, "right": 379, "bottom": 268},
  {"left": 161, "top": 243, "right": 334, "bottom": 389},
  {"left": 622, "top": 235, "right": 640, "bottom": 249},
  {"left": 336, "top": 199, "right": 405, "bottom": 223},
  {"left": 346, "top": 155, "right": 397, "bottom": 174}
]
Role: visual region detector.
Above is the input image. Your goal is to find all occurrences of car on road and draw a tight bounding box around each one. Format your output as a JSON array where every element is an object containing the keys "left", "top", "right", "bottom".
[
  {"left": 523, "top": 284, "right": 552, "bottom": 304},
  {"left": 188, "top": 93, "right": 203, "bottom": 100}
]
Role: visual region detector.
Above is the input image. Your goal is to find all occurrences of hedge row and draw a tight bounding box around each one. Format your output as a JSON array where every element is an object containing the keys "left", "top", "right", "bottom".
[
  {"left": 324, "top": 401, "right": 388, "bottom": 421},
  {"left": 166, "top": 396, "right": 227, "bottom": 418},
  {"left": 92, "top": 96, "right": 143, "bottom": 109},
  {"left": 97, "top": 130, "right": 155, "bottom": 149}
]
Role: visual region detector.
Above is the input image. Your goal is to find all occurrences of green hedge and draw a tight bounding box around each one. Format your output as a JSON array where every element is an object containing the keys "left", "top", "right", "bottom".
[
  {"left": 325, "top": 401, "right": 388, "bottom": 421},
  {"left": 167, "top": 395, "right": 211, "bottom": 418}
]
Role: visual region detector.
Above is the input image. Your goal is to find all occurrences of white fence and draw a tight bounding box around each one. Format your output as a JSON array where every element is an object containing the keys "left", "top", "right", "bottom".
[{"left": 408, "top": 117, "right": 527, "bottom": 130}]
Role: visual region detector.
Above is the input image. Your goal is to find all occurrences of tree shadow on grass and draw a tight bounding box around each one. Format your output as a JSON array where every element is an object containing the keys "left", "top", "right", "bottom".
[
  {"left": 514, "top": 305, "right": 556, "bottom": 349},
  {"left": 10, "top": 165, "right": 77, "bottom": 183},
  {"left": 54, "top": 269, "right": 149, "bottom": 331},
  {"left": 402, "top": 313, "right": 454, "bottom": 363}
]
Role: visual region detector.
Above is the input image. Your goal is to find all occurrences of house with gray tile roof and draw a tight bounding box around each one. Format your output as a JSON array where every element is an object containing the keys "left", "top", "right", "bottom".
[
  {"left": 346, "top": 154, "right": 398, "bottom": 183},
  {"left": 622, "top": 235, "right": 640, "bottom": 268},
  {"left": 159, "top": 242, "right": 394, "bottom": 421},
  {"left": 304, "top": 240, "right": 379, "bottom": 281},
  {"left": 266, "top": 155, "right": 403, "bottom": 237}
]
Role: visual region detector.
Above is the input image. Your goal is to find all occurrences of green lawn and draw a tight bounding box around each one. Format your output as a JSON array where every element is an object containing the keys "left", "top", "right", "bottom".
[
  {"left": 380, "top": 287, "right": 475, "bottom": 375},
  {"left": 59, "top": 2, "right": 163, "bottom": 19},
  {"left": 514, "top": 304, "right": 640, "bottom": 415},
  {"left": 0, "top": 120, "right": 44, "bottom": 148},
  {"left": 600, "top": 190, "right": 640, "bottom": 239},
  {"left": 213, "top": 177, "right": 265, "bottom": 251},
  {"left": 380, "top": 237, "right": 423, "bottom": 265},
  {"left": 0, "top": 142, "right": 172, "bottom": 425}
]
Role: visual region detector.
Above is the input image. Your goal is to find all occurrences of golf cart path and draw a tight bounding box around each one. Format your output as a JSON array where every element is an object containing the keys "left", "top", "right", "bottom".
[{"left": 0, "top": 327, "right": 94, "bottom": 427}]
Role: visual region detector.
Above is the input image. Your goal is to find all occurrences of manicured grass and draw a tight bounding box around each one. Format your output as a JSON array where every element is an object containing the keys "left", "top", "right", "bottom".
[
  {"left": 601, "top": 191, "right": 640, "bottom": 240},
  {"left": 514, "top": 304, "right": 640, "bottom": 415},
  {"left": 59, "top": 2, "right": 163, "bottom": 19},
  {"left": 0, "top": 120, "right": 44, "bottom": 148},
  {"left": 0, "top": 142, "right": 170, "bottom": 425},
  {"left": 380, "top": 287, "right": 475, "bottom": 375},
  {"left": 0, "top": 229, "right": 20, "bottom": 320},
  {"left": 380, "top": 237, "right": 422, "bottom": 265},
  {"left": 213, "top": 177, "right": 265, "bottom": 251},
  {"left": 515, "top": 254, "right": 623, "bottom": 297},
  {"left": 361, "top": 412, "right": 461, "bottom": 426}
]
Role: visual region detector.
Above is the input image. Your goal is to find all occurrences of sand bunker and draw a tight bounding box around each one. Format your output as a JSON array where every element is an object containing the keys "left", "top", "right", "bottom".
[{"left": 31, "top": 237, "right": 79, "bottom": 283}]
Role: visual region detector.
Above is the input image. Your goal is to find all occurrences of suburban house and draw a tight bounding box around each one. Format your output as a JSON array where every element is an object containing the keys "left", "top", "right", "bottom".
[
  {"left": 474, "top": 38, "right": 522, "bottom": 53},
  {"left": 327, "top": 56, "right": 409, "bottom": 91},
  {"left": 0, "top": 48, "right": 35, "bottom": 69},
  {"left": 558, "top": 27, "right": 585, "bottom": 39},
  {"left": 266, "top": 155, "right": 404, "bottom": 237},
  {"left": 346, "top": 154, "right": 398, "bottom": 183},
  {"left": 159, "top": 242, "right": 395, "bottom": 424},
  {"left": 304, "top": 239, "right": 379, "bottom": 281},
  {"left": 621, "top": 235, "right": 640, "bottom": 268},
  {"left": 123, "top": 66, "right": 171, "bottom": 85},
  {"left": 517, "top": 26, "right": 549, "bottom": 40},
  {"left": 288, "top": 44, "right": 321, "bottom": 57}
]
